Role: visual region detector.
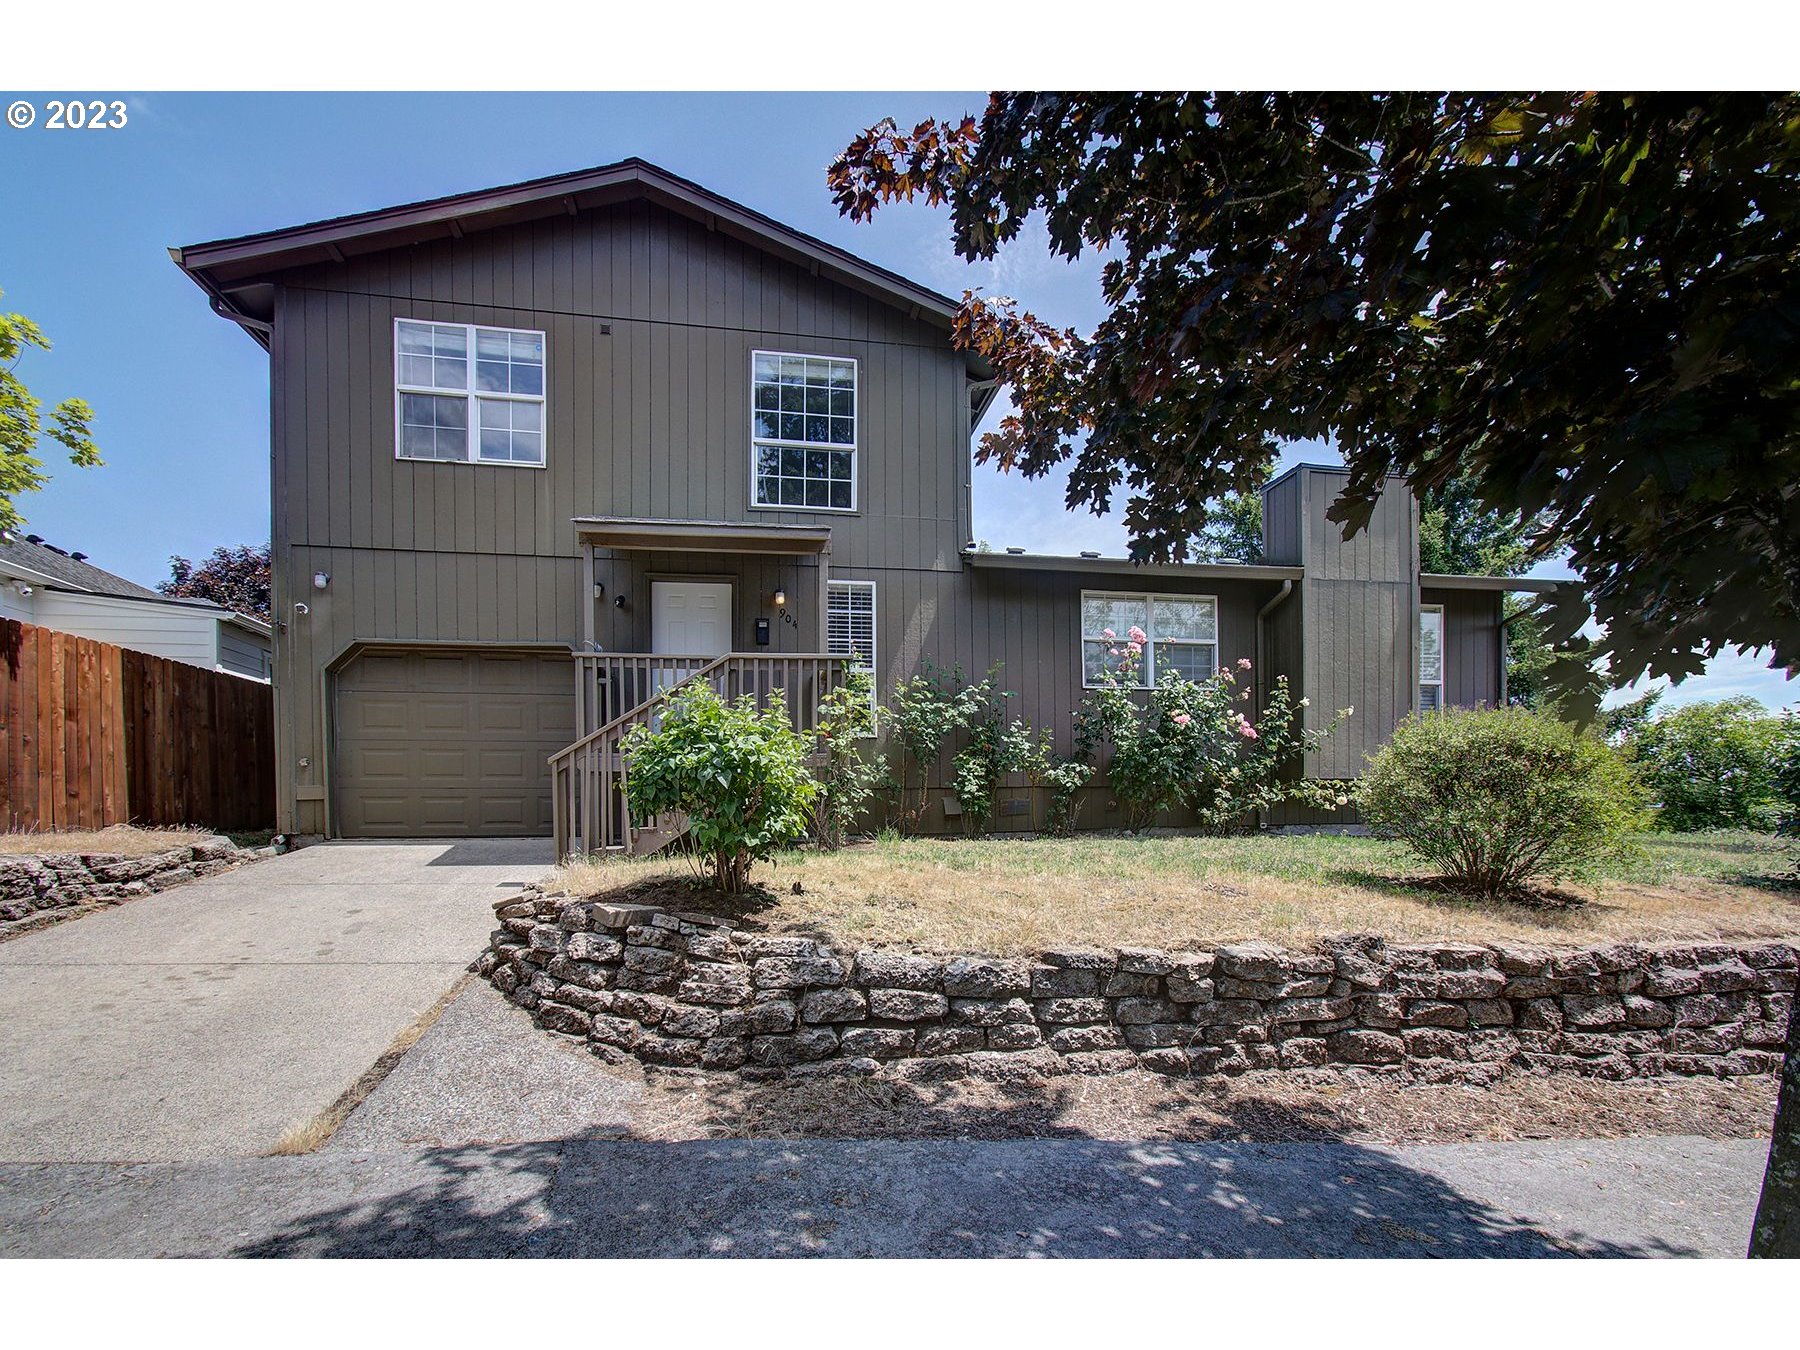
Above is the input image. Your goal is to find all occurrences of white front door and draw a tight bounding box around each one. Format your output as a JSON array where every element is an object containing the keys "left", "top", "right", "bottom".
[{"left": 651, "top": 580, "right": 733, "bottom": 658}]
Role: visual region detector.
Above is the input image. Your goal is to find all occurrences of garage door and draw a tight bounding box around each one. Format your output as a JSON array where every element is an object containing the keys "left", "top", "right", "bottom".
[{"left": 334, "top": 649, "right": 575, "bottom": 837}]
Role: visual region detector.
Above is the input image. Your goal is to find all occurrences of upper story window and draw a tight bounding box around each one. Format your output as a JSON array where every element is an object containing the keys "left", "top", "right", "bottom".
[
  {"left": 1418, "top": 604, "right": 1444, "bottom": 711},
  {"left": 395, "top": 319, "right": 545, "bottom": 466},
  {"left": 751, "top": 351, "right": 856, "bottom": 511},
  {"left": 1081, "top": 591, "right": 1218, "bottom": 688}
]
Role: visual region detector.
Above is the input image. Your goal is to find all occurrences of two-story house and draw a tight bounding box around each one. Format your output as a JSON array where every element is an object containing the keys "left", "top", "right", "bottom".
[{"left": 173, "top": 158, "right": 1549, "bottom": 849}]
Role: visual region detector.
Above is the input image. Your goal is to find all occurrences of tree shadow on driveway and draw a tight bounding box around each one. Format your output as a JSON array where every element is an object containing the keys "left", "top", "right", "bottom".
[{"left": 234, "top": 1077, "right": 1705, "bottom": 1258}]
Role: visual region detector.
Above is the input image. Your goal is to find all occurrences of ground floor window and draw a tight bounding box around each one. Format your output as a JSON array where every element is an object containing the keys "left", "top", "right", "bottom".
[
  {"left": 1080, "top": 590, "right": 1218, "bottom": 687},
  {"left": 826, "top": 579, "right": 877, "bottom": 726},
  {"left": 1419, "top": 604, "right": 1444, "bottom": 711}
]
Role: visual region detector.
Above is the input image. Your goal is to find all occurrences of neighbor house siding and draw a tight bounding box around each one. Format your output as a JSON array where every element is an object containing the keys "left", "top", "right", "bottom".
[
  {"left": 28, "top": 591, "right": 221, "bottom": 671},
  {"left": 1422, "top": 585, "right": 1504, "bottom": 710},
  {"left": 265, "top": 199, "right": 971, "bottom": 834},
  {"left": 217, "top": 624, "right": 273, "bottom": 682}
]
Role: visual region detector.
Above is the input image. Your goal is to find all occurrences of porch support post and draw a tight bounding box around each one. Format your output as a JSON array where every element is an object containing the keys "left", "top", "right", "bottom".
[{"left": 816, "top": 536, "right": 831, "bottom": 644}]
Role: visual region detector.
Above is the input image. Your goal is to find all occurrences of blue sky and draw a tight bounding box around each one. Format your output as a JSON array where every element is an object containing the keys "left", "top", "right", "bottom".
[{"left": 2, "top": 91, "right": 1788, "bottom": 710}]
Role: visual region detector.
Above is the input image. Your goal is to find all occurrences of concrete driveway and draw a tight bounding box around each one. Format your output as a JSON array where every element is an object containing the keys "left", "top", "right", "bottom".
[{"left": 0, "top": 839, "right": 548, "bottom": 1163}]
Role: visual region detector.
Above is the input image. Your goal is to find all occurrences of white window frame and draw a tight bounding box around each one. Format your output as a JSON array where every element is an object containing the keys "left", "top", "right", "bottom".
[
  {"left": 748, "top": 349, "right": 859, "bottom": 514},
  {"left": 826, "top": 579, "right": 878, "bottom": 732},
  {"left": 1079, "top": 590, "right": 1219, "bottom": 689},
  {"left": 394, "top": 318, "right": 547, "bottom": 469},
  {"left": 1418, "top": 603, "right": 1445, "bottom": 712}
]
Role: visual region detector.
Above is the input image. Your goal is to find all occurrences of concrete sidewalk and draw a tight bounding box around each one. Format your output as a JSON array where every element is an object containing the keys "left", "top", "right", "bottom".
[
  {"left": 0, "top": 1134, "right": 1765, "bottom": 1257},
  {"left": 0, "top": 839, "right": 548, "bottom": 1163}
]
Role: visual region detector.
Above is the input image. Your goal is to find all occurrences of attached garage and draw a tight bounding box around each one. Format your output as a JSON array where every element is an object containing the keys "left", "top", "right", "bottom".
[{"left": 332, "top": 648, "right": 575, "bottom": 837}]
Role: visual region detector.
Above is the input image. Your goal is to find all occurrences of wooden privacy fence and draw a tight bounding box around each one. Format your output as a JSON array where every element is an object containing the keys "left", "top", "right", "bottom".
[{"left": 0, "top": 617, "right": 275, "bottom": 832}]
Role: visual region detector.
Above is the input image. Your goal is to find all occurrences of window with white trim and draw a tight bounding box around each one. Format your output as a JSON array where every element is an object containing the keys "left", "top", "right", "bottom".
[
  {"left": 826, "top": 580, "right": 877, "bottom": 725},
  {"left": 752, "top": 351, "right": 856, "bottom": 510},
  {"left": 1418, "top": 604, "right": 1445, "bottom": 711},
  {"left": 1080, "top": 591, "right": 1218, "bottom": 688},
  {"left": 396, "top": 319, "right": 545, "bottom": 466}
]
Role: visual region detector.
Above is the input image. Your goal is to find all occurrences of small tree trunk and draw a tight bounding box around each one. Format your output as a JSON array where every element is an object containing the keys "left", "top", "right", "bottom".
[{"left": 1750, "top": 991, "right": 1800, "bottom": 1257}]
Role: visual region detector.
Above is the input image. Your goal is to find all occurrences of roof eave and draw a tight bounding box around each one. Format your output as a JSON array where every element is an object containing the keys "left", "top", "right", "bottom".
[
  {"left": 1419, "top": 573, "right": 1570, "bottom": 593},
  {"left": 965, "top": 551, "right": 1304, "bottom": 583},
  {"left": 172, "top": 158, "right": 962, "bottom": 338}
]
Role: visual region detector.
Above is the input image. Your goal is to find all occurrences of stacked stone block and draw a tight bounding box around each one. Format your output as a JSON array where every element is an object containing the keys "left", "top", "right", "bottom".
[
  {"left": 0, "top": 837, "right": 247, "bottom": 939},
  {"left": 480, "top": 890, "right": 1797, "bottom": 1086}
]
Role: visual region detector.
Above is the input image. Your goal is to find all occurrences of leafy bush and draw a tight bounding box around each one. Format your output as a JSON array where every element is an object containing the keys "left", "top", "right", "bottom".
[
  {"left": 1018, "top": 727, "right": 1093, "bottom": 836},
  {"left": 947, "top": 690, "right": 1028, "bottom": 835},
  {"left": 886, "top": 661, "right": 1003, "bottom": 833},
  {"left": 620, "top": 682, "right": 818, "bottom": 893},
  {"left": 1621, "top": 697, "right": 1789, "bottom": 832},
  {"left": 1358, "top": 706, "right": 1649, "bottom": 897},
  {"left": 811, "top": 666, "right": 884, "bottom": 851},
  {"left": 1073, "top": 632, "right": 1349, "bottom": 832}
]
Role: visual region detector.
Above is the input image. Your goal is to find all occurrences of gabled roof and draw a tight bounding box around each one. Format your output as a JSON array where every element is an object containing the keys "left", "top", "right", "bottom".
[
  {"left": 172, "top": 158, "right": 983, "bottom": 367},
  {"left": 0, "top": 533, "right": 162, "bottom": 601}
]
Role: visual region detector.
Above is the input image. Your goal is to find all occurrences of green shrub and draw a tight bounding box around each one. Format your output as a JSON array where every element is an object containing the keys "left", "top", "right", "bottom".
[
  {"left": 1073, "top": 639, "right": 1350, "bottom": 832},
  {"left": 1622, "top": 697, "right": 1788, "bottom": 832},
  {"left": 1358, "top": 705, "right": 1649, "bottom": 897},
  {"left": 621, "top": 681, "right": 819, "bottom": 893},
  {"left": 886, "top": 661, "right": 1003, "bottom": 833},
  {"left": 811, "top": 666, "right": 884, "bottom": 851},
  {"left": 1018, "top": 727, "right": 1093, "bottom": 836}
]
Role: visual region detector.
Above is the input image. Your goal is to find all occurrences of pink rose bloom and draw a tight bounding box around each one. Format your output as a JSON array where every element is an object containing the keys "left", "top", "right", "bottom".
[
  {"left": 1102, "top": 628, "right": 1116, "bottom": 640},
  {"left": 1128, "top": 626, "right": 1147, "bottom": 643},
  {"left": 1172, "top": 712, "right": 1191, "bottom": 727},
  {"left": 1237, "top": 657, "right": 1253, "bottom": 670},
  {"left": 1126, "top": 640, "right": 1142, "bottom": 655},
  {"left": 1239, "top": 723, "right": 1259, "bottom": 739}
]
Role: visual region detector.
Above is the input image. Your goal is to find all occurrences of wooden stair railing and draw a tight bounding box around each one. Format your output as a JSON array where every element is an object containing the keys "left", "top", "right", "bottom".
[{"left": 550, "top": 653, "right": 850, "bottom": 861}]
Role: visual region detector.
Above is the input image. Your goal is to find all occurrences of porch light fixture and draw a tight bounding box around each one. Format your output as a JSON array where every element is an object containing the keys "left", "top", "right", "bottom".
[
  {"left": 614, "top": 594, "right": 628, "bottom": 609},
  {"left": 773, "top": 588, "right": 787, "bottom": 609},
  {"left": 312, "top": 571, "right": 331, "bottom": 590}
]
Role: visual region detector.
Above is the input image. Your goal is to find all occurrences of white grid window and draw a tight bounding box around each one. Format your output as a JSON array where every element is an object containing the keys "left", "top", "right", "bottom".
[
  {"left": 1080, "top": 591, "right": 1218, "bottom": 688},
  {"left": 826, "top": 580, "right": 877, "bottom": 726},
  {"left": 1419, "top": 605, "right": 1444, "bottom": 711},
  {"left": 752, "top": 351, "right": 856, "bottom": 511},
  {"left": 396, "top": 319, "right": 545, "bottom": 466}
]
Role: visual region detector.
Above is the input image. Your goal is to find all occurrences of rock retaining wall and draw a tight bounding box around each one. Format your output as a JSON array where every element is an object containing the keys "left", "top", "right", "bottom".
[
  {"left": 0, "top": 838, "right": 251, "bottom": 939},
  {"left": 480, "top": 890, "right": 1798, "bottom": 1085}
]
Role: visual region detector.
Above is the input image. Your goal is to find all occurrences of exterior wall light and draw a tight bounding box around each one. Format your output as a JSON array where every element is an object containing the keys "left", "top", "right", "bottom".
[
  {"left": 773, "top": 588, "right": 787, "bottom": 609},
  {"left": 312, "top": 571, "right": 331, "bottom": 590}
]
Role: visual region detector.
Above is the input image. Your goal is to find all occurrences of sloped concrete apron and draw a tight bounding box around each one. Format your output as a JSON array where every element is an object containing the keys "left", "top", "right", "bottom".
[{"left": 483, "top": 890, "right": 1798, "bottom": 1085}]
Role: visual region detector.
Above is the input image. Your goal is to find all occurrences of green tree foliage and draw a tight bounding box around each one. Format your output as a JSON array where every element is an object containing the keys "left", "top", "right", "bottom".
[
  {"left": 1, "top": 290, "right": 100, "bottom": 533},
  {"left": 810, "top": 666, "right": 884, "bottom": 850},
  {"left": 830, "top": 93, "right": 1800, "bottom": 706},
  {"left": 1195, "top": 490, "right": 1264, "bottom": 563},
  {"left": 1621, "top": 697, "right": 1791, "bottom": 832},
  {"left": 159, "top": 543, "right": 272, "bottom": 621},
  {"left": 620, "top": 682, "right": 818, "bottom": 894},
  {"left": 1358, "top": 706, "right": 1650, "bottom": 897}
]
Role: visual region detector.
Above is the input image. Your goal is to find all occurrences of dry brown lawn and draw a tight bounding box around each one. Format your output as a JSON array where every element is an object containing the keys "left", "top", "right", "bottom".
[
  {"left": 545, "top": 830, "right": 1800, "bottom": 955},
  {"left": 0, "top": 825, "right": 215, "bottom": 859},
  {"left": 630, "top": 1060, "right": 1780, "bottom": 1145}
]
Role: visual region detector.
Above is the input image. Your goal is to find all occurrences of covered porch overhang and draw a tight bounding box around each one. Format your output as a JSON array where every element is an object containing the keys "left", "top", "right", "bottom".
[{"left": 572, "top": 517, "right": 834, "bottom": 653}]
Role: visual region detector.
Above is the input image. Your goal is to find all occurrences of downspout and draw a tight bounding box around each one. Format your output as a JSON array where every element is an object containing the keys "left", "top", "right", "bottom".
[
  {"left": 1254, "top": 579, "right": 1294, "bottom": 710},
  {"left": 1253, "top": 579, "right": 1295, "bottom": 833}
]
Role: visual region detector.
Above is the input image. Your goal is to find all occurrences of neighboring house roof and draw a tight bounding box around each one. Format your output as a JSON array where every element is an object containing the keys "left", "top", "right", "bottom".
[
  {"left": 0, "top": 533, "right": 163, "bottom": 600},
  {"left": 0, "top": 533, "right": 274, "bottom": 632},
  {"left": 171, "top": 157, "right": 992, "bottom": 379}
]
